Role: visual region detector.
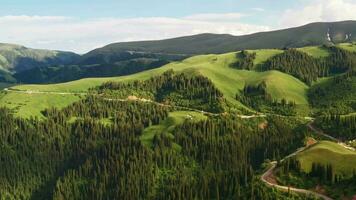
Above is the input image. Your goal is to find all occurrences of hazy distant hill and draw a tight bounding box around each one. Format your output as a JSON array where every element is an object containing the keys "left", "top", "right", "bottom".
[
  {"left": 4, "top": 21, "right": 356, "bottom": 84},
  {"left": 0, "top": 43, "right": 80, "bottom": 73},
  {"left": 82, "top": 21, "right": 356, "bottom": 61}
]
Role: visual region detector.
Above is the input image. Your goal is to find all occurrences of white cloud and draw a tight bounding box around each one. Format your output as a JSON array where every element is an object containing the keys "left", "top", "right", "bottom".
[
  {"left": 0, "top": 15, "right": 70, "bottom": 22},
  {"left": 184, "top": 13, "right": 245, "bottom": 22},
  {"left": 251, "top": 8, "right": 265, "bottom": 12},
  {"left": 280, "top": 0, "right": 356, "bottom": 27},
  {"left": 0, "top": 14, "right": 269, "bottom": 53}
]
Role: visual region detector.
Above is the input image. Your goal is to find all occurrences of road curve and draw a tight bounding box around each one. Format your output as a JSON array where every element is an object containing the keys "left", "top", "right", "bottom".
[
  {"left": 261, "top": 121, "right": 356, "bottom": 200},
  {"left": 261, "top": 162, "right": 333, "bottom": 200}
]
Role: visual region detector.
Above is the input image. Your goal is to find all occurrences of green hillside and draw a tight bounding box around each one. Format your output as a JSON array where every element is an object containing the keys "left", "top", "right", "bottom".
[
  {"left": 2, "top": 51, "right": 309, "bottom": 117},
  {"left": 309, "top": 74, "right": 356, "bottom": 114},
  {"left": 297, "top": 141, "right": 356, "bottom": 177},
  {"left": 0, "top": 92, "right": 81, "bottom": 118},
  {"left": 297, "top": 46, "right": 331, "bottom": 58},
  {"left": 337, "top": 43, "right": 356, "bottom": 52}
]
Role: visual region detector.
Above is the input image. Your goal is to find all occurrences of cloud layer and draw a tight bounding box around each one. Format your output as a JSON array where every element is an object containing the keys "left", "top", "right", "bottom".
[
  {"left": 0, "top": 14, "right": 269, "bottom": 53},
  {"left": 1, "top": 0, "right": 356, "bottom": 53},
  {"left": 280, "top": 0, "right": 356, "bottom": 27}
]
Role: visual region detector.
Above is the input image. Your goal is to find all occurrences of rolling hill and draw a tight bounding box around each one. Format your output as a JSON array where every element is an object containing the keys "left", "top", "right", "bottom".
[
  {"left": 297, "top": 141, "right": 356, "bottom": 176},
  {"left": 0, "top": 43, "right": 80, "bottom": 73},
  {"left": 1, "top": 51, "right": 310, "bottom": 117}
]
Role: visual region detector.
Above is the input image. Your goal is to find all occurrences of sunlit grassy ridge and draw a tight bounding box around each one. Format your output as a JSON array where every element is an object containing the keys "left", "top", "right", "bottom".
[
  {"left": 337, "top": 43, "right": 356, "bottom": 53},
  {"left": 297, "top": 46, "right": 331, "bottom": 58},
  {"left": 297, "top": 141, "right": 356, "bottom": 177},
  {"left": 3, "top": 51, "right": 309, "bottom": 117}
]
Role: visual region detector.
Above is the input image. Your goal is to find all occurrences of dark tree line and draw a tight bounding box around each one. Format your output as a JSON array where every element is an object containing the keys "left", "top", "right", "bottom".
[
  {"left": 280, "top": 157, "right": 356, "bottom": 185},
  {"left": 309, "top": 73, "right": 356, "bottom": 115},
  {"left": 231, "top": 50, "right": 257, "bottom": 70},
  {"left": 262, "top": 49, "right": 327, "bottom": 85},
  {"left": 315, "top": 114, "right": 356, "bottom": 140},
  {"left": 261, "top": 47, "right": 356, "bottom": 85},
  {"left": 96, "top": 70, "right": 226, "bottom": 113},
  {"left": 236, "top": 81, "right": 297, "bottom": 115}
]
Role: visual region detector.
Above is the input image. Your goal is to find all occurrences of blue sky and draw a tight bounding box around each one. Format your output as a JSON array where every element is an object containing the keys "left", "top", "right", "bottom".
[
  {"left": 0, "top": 0, "right": 355, "bottom": 53},
  {"left": 0, "top": 0, "right": 295, "bottom": 18}
]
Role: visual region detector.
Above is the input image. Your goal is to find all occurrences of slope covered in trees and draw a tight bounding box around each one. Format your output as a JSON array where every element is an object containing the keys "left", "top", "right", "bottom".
[
  {"left": 276, "top": 141, "right": 356, "bottom": 199},
  {"left": 236, "top": 81, "right": 297, "bottom": 116},
  {"left": 96, "top": 70, "right": 226, "bottom": 113},
  {"left": 309, "top": 72, "right": 356, "bottom": 115},
  {"left": 315, "top": 114, "right": 356, "bottom": 140},
  {"left": 261, "top": 46, "right": 356, "bottom": 85},
  {"left": 0, "top": 85, "right": 313, "bottom": 200}
]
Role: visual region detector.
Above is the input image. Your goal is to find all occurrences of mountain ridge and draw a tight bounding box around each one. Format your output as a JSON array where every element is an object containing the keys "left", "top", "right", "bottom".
[
  {"left": 83, "top": 20, "right": 356, "bottom": 57},
  {"left": 0, "top": 43, "right": 80, "bottom": 73}
]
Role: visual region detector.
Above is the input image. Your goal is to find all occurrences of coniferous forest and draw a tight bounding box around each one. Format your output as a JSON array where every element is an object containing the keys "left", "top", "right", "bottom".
[
  {"left": 1, "top": 18, "right": 356, "bottom": 199},
  {"left": 0, "top": 70, "right": 319, "bottom": 200}
]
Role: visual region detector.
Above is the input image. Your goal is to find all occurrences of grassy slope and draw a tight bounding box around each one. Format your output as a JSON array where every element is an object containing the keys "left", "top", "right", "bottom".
[
  {"left": 337, "top": 43, "right": 356, "bottom": 52},
  {"left": 297, "top": 141, "right": 356, "bottom": 177},
  {"left": 0, "top": 93, "right": 80, "bottom": 118},
  {"left": 3, "top": 51, "right": 309, "bottom": 118},
  {"left": 140, "top": 111, "right": 207, "bottom": 148},
  {"left": 15, "top": 43, "right": 355, "bottom": 118},
  {"left": 297, "top": 46, "right": 331, "bottom": 58}
]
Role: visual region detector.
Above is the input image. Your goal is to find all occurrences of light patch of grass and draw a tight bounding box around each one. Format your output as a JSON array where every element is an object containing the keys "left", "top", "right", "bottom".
[
  {"left": 297, "top": 141, "right": 356, "bottom": 177},
  {"left": 248, "top": 49, "right": 284, "bottom": 66},
  {"left": 0, "top": 92, "right": 80, "bottom": 118},
  {"left": 140, "top": 111, "right": 207, "bottom": 149},
  {"left": 297, "top": 46, "right": 331, "bottom": 58},
  {"left": 67, "top": 116, "right": 113, "bottom": 126},
  {"left": 337, "top": 43, "right": 356, "bottom": 53}
]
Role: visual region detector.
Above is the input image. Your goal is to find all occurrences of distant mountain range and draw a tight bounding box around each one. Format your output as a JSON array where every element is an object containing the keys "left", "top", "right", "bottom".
[
  {"left": 1, "top": 20, "right": 356, "bottom": 83},
  {"left": 0, "top": 43, "right": 80, "bottom": 73},
  {"left": 86, "top": 20, "right": 356, "bottom": 56}
]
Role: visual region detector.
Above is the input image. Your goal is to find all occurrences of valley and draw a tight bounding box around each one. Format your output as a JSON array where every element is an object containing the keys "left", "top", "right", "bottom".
[{"left": 0, "top": 21, "right": 356, "bottom": 200}]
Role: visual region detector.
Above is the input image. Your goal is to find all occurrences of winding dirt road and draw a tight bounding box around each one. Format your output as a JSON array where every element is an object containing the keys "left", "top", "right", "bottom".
[
  {"left": 261, "top": 121, "right": 355, "bottom": 200},
  {"left": 261, "top": 161, "right": 333, "bottom": 200},
  {"left": 3, "top": 88, "right": 266, "bottom": 119}
]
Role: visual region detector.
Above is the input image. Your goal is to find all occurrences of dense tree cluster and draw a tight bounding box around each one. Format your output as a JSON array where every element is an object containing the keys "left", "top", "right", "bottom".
[
  {"left": 236, "top": 82, "right": 297, "bottom": 115},
  {"left": 231, "top": 50, "right": 256, "bottom": 70},
  {"left": 315, "top": 114, "right": 356, "bottom": 140},
  {"left": 280, "top": 158, "right": 338, "bottom": 183},
  {"left": 97, "top": 70, "right": 226, "bottom": 113},
  {"left": 262, "top": 49, "right": 327, "bottom": 85},
  {"left": 308, "top": 73, "right": 356, "bottom": 115},
  {"left": 261, "top": 47, "right": 356, "bottom": 85}
]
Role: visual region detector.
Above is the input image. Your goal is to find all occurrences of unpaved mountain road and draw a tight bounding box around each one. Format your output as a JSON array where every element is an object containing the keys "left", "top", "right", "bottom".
[
  {"left": 3, "top": 88, "right": 266, "bottom": 119},
  {"left": 3, "top": 88, "right": 86, "bottom": 95},
  {"left": 307, "top": 122, "right": 355, "bottom": 151},
  {"left": 261, "top": 161, "right": 333, "bottom": 200},
  {"left": 261, "top": 121, "right": 355, "bottom": 200}
]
